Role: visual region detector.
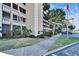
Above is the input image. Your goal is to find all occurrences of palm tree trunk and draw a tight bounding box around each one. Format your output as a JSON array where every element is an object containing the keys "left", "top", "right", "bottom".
[{"left": 53, "top": 24, "right": 55, "bottom": 35}]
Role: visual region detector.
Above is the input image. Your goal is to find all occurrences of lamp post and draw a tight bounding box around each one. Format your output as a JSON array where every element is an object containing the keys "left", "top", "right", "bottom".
[
  {"left": 66, "top": 20, "right": 69, "bottom": 40},
  {"left": 66, "top": 4, "right": 69, "bottom": 40}
]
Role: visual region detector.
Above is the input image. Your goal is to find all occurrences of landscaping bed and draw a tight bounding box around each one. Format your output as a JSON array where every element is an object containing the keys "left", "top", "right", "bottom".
[
  {"left": 48, "top": 35, "right": 79, "bottom": 51},
  {"left": 0, "top": 38, "right": 42, "bottom": 51}
]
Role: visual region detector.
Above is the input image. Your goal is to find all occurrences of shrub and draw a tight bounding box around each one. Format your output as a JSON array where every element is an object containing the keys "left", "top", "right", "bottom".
[
  {"left": 13, "top": 26, "right": 21, "bottom": 37},
  {"left": 22, "top": 26, "right": 32, "bottom": 37},
  {"left": 48, "top": 31, "right": 53, "bottom": 37},
  {"left": 37, "top": 34, "right": 44, "bottom": 38},
  {"left": 43, "top": 30, "right": 53, "bottom": 37},
  {"left": 29, "top": 35, "right": 36, "bottom": 38}
]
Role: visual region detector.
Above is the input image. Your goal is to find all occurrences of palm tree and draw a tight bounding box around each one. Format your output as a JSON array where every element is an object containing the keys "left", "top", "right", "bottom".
[
  {"left": 68, "top": 25, "right": 75, "bottom": 31},
  {"left": 50, "top": 9, "right": 65, "bottom": 23},
  {"left": 49, "top": 9, "right": 66, "bottom": 35}
]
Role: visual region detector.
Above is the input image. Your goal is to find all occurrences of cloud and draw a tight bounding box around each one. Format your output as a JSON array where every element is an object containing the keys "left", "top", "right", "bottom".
[
  {"left": 72, "top": 13, "right": 79, "bottom": 30},
  {"left": 68, "top": 13, "right": 79, "bottom": 30}
]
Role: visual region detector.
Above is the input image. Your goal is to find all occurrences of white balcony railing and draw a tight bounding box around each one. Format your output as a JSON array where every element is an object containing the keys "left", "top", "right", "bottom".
[
  {"left": 43, "top": 27, "right": 52, "bottom": 31},
  {"left": 2, "top": 17, "right": 10, "bottom": 24},
  {"left": 19, "top": 11, "right": 26, "bottom": 17},
  {"left": 2, "top": 4, "right": 11, "bottom": 13},
  {"left": 12, "top": 8, "right": 19, "bottom": 15},
  {"left": 43, "top": 23, "right": 49, "bottom": 27},
  {"left": 43, "top": 19, "right": 49, "bottom": 23},
  {"left": 13, "top": 20, "right": 26, "bottom": 26}
]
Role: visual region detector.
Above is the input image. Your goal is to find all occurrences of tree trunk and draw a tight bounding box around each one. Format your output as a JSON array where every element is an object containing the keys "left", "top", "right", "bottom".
[{"left": 53, "top": 24, "right": 55, "bottom": 35}]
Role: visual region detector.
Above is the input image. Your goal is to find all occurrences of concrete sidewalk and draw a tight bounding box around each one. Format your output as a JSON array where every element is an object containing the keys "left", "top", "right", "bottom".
[{"left": 3, "top": 34, "right": 61, "bottom": 56}]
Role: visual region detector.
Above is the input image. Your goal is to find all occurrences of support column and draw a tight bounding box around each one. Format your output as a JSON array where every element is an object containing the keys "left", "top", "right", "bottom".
[
  {"left": 34, "top": 4, "right": 38, "bottom": 36},
  {"left": 10, "top": 3, "right": 13, "bottom": 36},
  {"left": 0, "top": 4, "right": 2, "bottom": 37}
]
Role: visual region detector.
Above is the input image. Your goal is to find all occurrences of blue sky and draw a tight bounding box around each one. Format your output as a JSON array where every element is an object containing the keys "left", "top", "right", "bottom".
[
  {"left": 50, "top": 3, "right": 79, "bottom": 15},
  {"left": 50, "top": 3, "right": 79, "bottom": 30}
]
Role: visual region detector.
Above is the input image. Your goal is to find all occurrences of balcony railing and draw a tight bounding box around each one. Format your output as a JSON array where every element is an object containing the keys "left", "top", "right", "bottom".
[
  {"left": 43, "top": 23, "right": 49, "bottom": 27},
  {"left": 2, "top": 17, "right": 10, "bottom": 24},
  {"left": 13, "top": 19, "right": 26, "bottom": 26},
  {"left": 2, "top": 4, "right": 11, "bottom": 13},
  {"left": 43, "top": 27, "right": 52, "bottom": 31},
  {"left": 19, "top": 11, "right": 26, "bottom": 17}
]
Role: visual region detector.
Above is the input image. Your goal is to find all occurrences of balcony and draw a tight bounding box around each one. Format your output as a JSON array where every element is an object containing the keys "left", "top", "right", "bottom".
[
  {"left": 43, "top": 27, "right": 52, "bottom": 31},
  {"left": 18, "top": 3, "right": 26, "bottom": 9},
  {"left": 12, "top": 8, "right": 19, "bottom": 15},
  {"left": 2, "top": 17, "right": 10, "bottom": 24},
  {"left": 43, "top": 11, "right": 47, "bottom": 15},
  {"left": 43, "top": 23, "right": 49, "bottom": 27},
  {"left": 2, "top": 4, "right": 11, "bottom": 13},
  {"left": 18, "top": 12, "right": 26, "bottom": 18},
  {"left": 43, "top": 19, "right": 49, "bottom": 23},
  {"left": 13, "top": 19, "right": 26, "bottom": 26}
]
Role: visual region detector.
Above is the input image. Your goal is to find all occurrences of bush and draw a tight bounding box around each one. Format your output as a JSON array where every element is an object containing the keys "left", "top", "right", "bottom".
[
  {"left": 48, "top": 31, "right": 53, "bottom": 37},
  {"left": 29, "top": 35, "right": 36, "bottom": 38},
  {"left": 43, "top": 31, "right": 53, "bottom": 37},
  {"left": 37, "top": 34, "right": 44, "bottom": 38},
  {"left": 13, "top": 26, "right": 21, "bottom": 37},
  {"left": 22, "top": 26, "right": 32, "bottom": 37}
]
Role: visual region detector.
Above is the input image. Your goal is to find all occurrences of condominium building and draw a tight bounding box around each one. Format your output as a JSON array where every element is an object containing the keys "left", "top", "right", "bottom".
[
  {"left": 0, "top": 3, "right": 27, "bottom": 37},
  {"left": 0, "top": 3, "right": 54, "bottom": 37}
]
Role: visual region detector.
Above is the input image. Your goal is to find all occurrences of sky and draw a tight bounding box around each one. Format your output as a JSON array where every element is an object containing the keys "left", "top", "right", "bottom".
[{"left": 50, "top": 3, "right": 79, "bottom": 30}]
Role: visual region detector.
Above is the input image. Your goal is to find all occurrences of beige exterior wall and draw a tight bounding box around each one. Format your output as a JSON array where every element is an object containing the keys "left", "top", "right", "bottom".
[
  {"left": 38, "top": 3, "right": 43, "bottom": 34},
  {"left": 26, "top": 3, "right": 35, "bottom": 35},
  {"left": 26, "top": 3, "right": 43, "bottom": 35}
]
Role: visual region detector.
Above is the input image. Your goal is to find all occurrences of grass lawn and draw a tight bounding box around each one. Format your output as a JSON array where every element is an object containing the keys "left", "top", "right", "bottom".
[
  {"left": 0, "top": 38, "right": 42, "bottom": 51},
  {"left": 48, "top": 35, "right": 79, "bottom": 51}
]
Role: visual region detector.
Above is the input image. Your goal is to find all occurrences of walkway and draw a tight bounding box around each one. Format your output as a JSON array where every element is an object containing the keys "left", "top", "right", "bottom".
[{"left": 2, "top": 34, "right": 61, "bottom": 56}]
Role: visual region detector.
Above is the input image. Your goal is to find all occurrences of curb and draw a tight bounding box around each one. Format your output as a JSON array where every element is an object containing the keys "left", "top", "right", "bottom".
[{"left": 44, "top": 41, "right": 79, "bottom": 56}]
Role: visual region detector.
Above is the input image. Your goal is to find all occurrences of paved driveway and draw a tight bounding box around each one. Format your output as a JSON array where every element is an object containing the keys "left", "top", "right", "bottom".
[{"left": 2, "top": 34, "right": 61, "bottom": 56}]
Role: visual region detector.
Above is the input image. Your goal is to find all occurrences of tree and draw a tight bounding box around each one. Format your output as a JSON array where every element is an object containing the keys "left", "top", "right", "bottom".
[
  {"left": 49, "top": 9, "right": 66, "bottom": 35},
  {"left": 49, "top": 9, "right": 66, "bottom": 23},
  {"left": 68, "top": 25, "right": 75, "bottom": 30}
]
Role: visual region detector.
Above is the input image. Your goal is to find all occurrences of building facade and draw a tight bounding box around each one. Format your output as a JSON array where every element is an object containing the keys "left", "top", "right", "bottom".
[
  {"left": 0, "top": 3, "right": 27, "bottom": 37},
  {"left": 0, "top": 3, "right": 54, "bottom": 37}
]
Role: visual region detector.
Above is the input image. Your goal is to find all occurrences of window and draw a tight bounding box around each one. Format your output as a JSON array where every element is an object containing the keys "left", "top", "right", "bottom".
[
  {"left": 19, "top": 7, "right": 26, "bottom": 14},
  {"left": 2, "top": 24, "right": 11, "bottom": 37},
  {"left": 19, "top": 7, "right": 22, "bottom": 12},
  {"left": 3, "top": 3, "right": 11, "bottom": 7},
  {"left": 23, "top": 3, "right": 26, "bottom": 5},
  {"left": 13, "top": 3, "right": 18, "bottom": 10},
  {"left": 23, "top": 18, "right": 26, "bottom": 22},
  {"left": 23, "top": 9, "right": 26, "bottom": 14},
  {"left": 18, "top": 16, "right": 20, "bottom": 21},
  {"left": 3, "top": 11, "right": 10, "bottom": 19},
  {"left": 20, "top": 17, "right": 23, "bottom": 21},
  {"left": 13, "top": 14, "right": 17, "bottom": 21}
]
